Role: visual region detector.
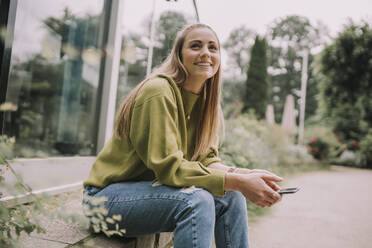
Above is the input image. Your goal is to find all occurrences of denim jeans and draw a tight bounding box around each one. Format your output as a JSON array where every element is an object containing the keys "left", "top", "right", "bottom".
[{"left": 83, "top": 181, "right": 249, "bottom": 248}]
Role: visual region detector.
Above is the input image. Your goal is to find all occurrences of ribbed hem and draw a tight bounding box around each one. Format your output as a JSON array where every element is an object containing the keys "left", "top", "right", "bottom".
[
  {"left": 202, "top": 157, "right": 222, "bottom": 167},
  {"left": 209, "top": 168, "right": 226, "bottom": 196}
]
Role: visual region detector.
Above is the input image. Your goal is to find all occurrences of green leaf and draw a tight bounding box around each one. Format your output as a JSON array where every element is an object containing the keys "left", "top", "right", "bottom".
[
  {"left": 105, "top": 217, "right": 114, "bottom": 224},
  {"left": 93, "top": 224, "right": 100, "bottom": 233},
  {"left": 112, "top": 214, "right": 122, "bottom": 222}
]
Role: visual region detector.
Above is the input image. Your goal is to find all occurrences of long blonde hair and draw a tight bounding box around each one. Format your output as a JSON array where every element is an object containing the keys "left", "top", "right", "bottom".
[{"left": 115, "top": 23, "right": 224, "bottom": 160}]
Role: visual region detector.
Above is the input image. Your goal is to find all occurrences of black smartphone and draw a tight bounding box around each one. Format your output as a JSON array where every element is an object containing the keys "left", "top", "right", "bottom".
[{"left": 278, "top": 187, "right": 300, "bottom": 194}]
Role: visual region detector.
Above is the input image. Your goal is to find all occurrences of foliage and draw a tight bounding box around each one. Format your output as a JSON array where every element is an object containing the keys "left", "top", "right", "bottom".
[
  {"left": 0, "top": 136, "right": 106, "bottom": 247},
  {"left": 304, "top": 121, "right": 343, "bottom": 152},
  {"left": 220, "top": 115, "right": 321, "bottom": 220},
  {"left": 266, "top": 15, "right": 329, "bottom": 123},
  {"left": 306, "top": 136, "right": 330, "bottom": 160},
  {"left": 0, "top": 136, "right": 44, "bottom": 247},
  {"left": 360, "top": 129, "right": 372, "bottom": 167},
  {"left": 116, "top": 11, "right": 190, "bottom": 113},
  {"left": 220, "top": 114, "right": 317, "bottom": 174},
  {"left": 221, "top": 78, "right": 245, "bottom": 119},
  {"left": 82, "top": 195, "right": 125, "bottom": 237},
  {"left": 243, "top": 36, "right": 269, "bottom": 119},
  {"left": 152, "top": 11, "right": 189, "bottom": 68},
  {"left": 317, "top": 21, "right": 372, "bottom": 167},
  {"left": 223, "top": 25, "right": 256, "bottom": 78}
]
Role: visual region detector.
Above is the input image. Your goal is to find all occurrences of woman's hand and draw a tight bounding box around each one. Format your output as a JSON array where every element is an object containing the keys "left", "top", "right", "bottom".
[
  {"left": 235, "top": 168, "right": 282, "bottom": 192},
  {"left": 225, "top": 172, "right": 282, "bottom": 208}
]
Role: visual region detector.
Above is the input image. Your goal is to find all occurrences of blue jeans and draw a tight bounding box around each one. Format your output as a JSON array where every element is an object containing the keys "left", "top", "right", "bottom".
[{"left": 83, "top": 181, "right": 249, "bottom": 248}]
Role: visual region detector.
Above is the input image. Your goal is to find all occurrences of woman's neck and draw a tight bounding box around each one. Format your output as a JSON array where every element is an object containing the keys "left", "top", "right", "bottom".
[{"left": 183, "top": 77, "right": 206, "bottom": 94}]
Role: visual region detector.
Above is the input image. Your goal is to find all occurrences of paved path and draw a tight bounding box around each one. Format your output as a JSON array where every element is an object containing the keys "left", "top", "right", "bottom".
[{"left": 249, "top": 166, "right": 372, "bottom": 248}]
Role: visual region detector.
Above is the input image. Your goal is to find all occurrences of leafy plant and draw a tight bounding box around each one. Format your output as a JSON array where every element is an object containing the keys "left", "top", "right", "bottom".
[
  {"left": 82, "top": 195, "right": 125, "bottom": 237},
  {"left": 0, "top": 136, "right": 46, "bottom": 247},
  {"left": 0, "top": 135, "right": 125, "bottom": 246},
  {"left": 360, "top": 129, "right": 372, "bottom": 168},
  {"left": 220, "top": 114, "right": 319, "bottom": 219},
  {"left": 306, "top": 136, "right": 330, "bottom": 160},
  {"left": 317, "top": 21, "right": 372, "bottom": 163},
  {"left": 220, "top": 114, "right": 317, "bottom": 174}
]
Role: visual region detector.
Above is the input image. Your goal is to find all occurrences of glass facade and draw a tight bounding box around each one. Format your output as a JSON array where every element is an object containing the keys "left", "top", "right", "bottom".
[
  {"left": 0, "top": 0, "right": 197, "bottom": 158},
  {"left": 115, "top": 0, "right": 197, "bottom": 114},
  {"left": 1, "top": 0, "right": 107, "bottom": 156}
]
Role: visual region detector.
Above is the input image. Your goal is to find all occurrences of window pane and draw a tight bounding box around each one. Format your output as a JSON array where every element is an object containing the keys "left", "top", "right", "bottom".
[
  {"left": 3, "top": 0, "right": 106, "bottom": 157},
  {"left": 115, "top": 0, "right": 197, "bottom": 114}
]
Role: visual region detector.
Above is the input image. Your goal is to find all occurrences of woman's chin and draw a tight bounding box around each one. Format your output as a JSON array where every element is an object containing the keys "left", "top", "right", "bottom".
[{"left": 193, "top": 72, "right": 213, "bottom": 80}]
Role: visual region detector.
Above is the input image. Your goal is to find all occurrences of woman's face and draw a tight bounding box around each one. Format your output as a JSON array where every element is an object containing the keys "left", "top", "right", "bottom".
[{"left": 181, "top": 27, "right": 220, "bottom": 83}]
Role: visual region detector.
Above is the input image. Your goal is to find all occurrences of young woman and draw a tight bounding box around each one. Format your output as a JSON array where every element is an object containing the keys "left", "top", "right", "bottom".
[{"left": 83, "top": 23, "right": 282, "bottom": 248}]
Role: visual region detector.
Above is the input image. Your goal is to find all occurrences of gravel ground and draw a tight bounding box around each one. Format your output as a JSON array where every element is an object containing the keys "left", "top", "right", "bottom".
[{"left": 249, "top": 165, "right": 372, "bottom": 248}]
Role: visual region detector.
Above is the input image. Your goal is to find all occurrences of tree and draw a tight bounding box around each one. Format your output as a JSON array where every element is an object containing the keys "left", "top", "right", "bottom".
[
  {"left": 223, "top": 26, "right": 256, "bottom": 79},
  {"left": 152, "top": 11, "right": 188, "bottom": 68},
  {"left": 267, "top": 15, "right": 329, "bottom": 123},
  {"left": 116, "top": 11, "right": 189, "bottom": 112},
  {"left": 242, "top": 36, "right": 269, "bottom": 118},
  {"left": 318, "top": 21, "right": 372, "bottom": 165}
]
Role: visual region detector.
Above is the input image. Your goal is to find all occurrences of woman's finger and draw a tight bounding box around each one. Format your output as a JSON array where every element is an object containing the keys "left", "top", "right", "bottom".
[
  {"left": 266, "top": 180, "right": 281, "bottom": 191},
  {"left": 266, "top": 189, "right": 281, "bottom": 203},
  {"left": 261, "top": 174, "right": 283, "bottom": 182}
]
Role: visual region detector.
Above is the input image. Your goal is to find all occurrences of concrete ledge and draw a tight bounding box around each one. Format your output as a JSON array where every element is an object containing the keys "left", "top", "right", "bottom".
[
  {"left": 17, "top": 197, "right": 173, "bottom": 248},
  {"left": 1, "top": 156, "right": 94, "bottom": 207},
  {"left": 1, "top": 182, "right": 83, "bottom": 208}
]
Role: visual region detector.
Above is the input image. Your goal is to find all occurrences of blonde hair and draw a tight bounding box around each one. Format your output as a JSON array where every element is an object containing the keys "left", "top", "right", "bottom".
[{"left": 115, "top": 23, "right": 224, "bottom": 160}]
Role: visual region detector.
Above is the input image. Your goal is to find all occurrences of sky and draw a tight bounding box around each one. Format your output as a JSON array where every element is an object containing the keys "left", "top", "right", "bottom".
[
  {"left": 10, "top": 0, "right": 372, "bottom": 65},
  {"left": 197, "top": 0, "right": 372, "bottom": 42},
  {"left": 122, "top": 0, "right": 372, "bottom": 43},
  {"left": 120, "top": 0, "right": 372, "bottom": 69}
]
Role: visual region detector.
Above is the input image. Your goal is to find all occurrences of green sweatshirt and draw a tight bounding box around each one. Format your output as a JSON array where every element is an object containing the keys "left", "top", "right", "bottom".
[{"left": 84, "top": 74, "right": 226, "bottom": 196}]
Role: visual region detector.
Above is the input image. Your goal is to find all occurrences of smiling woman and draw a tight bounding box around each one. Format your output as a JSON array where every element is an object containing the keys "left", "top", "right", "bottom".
[
  {"left": 83, "top": 23, "right": 283, "bottom": 248},
  {"left": 181, "top": 27, "right": 221, "bottom": 94}
]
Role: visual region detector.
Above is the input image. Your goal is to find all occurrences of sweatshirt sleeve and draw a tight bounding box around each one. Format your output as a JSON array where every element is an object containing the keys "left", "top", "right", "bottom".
[
  {"left": 198, "top": 146, "right": 222, "bottom": 167},
  {"left": 129, "top": 83, "right": 226, "bottom": 196}
]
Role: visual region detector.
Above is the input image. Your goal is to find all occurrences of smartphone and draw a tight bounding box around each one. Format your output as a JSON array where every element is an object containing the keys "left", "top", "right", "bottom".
[{"left": 278, "top": 187, "right": 300, "bottom": 194}]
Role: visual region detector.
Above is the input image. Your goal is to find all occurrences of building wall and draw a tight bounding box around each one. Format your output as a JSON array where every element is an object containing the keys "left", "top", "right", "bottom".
[{"left": 0, "top": 0, "right": 197, "bottom": 158}]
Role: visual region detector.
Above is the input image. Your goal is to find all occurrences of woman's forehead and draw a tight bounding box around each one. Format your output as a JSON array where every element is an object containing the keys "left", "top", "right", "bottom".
[{"left": 184, "top": 27, "right": 219, "bottom": 43}]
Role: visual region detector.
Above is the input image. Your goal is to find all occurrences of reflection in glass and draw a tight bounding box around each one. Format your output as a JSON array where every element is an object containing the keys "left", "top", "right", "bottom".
[
  {"left": 3, "top": 0, "right": 106, "bottom": 157},
  {"left": 115, "top": 0, "right": 196, "bottom": 114}
]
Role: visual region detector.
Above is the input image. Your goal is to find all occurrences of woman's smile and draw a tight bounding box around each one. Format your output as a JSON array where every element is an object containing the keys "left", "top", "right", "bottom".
[
  {"left": 193, "top": 62, "right": 212, "bottom": 68},
  {"left": 181, "top": 27, "right": 221, "bottom": 93}
]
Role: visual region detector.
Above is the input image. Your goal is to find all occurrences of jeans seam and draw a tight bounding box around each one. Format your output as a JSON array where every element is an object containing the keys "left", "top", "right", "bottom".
[
  {"left": 224, "top": 215, "right": 231, "bottom": 248},
  {"left": 192, "top": 208, "right": 197, "bottom": 248}
]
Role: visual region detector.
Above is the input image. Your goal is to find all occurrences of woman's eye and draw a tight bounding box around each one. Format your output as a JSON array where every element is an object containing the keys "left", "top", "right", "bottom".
[
  {"left": 209, "top": 45, "right": 218, "bottom": 51},
  {"left": 191, "top": 43, "right": 201, "bottom": 49}
]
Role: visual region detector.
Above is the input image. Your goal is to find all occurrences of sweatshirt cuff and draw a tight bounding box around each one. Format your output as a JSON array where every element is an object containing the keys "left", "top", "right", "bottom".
[
  {"left": 208, "top": 168, "right": 226, "bottom": 196},
  {"left": 202, "top": 157, "right": 222, "bottom": 167}
]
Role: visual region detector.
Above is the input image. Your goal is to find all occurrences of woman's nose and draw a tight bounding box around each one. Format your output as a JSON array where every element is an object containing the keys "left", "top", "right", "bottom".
[{"left": 200, "top": 45, "right": 211, "bottom": 58}]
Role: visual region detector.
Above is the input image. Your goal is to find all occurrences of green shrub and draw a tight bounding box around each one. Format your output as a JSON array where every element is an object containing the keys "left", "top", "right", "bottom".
[
  {"left": 1, "top": 135, "right": 124, "bottom": 246},
  {"left": 220, "top": 114, "right": 316, "bottom": 174},
  {"left": 360, "top": 129, "right": 372, "bottom": 168},
  {"left": 0, "top": 136, "right": 45, "bottom": 247},
  {"left": 220, "top": 114, "right": 320, "bottom": 220},
  {"left": 317, "top": 22, "right": 372, "bottom": 160},
  {"left": 306, "top": 136, "right": 330, "bottom": 160}
]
